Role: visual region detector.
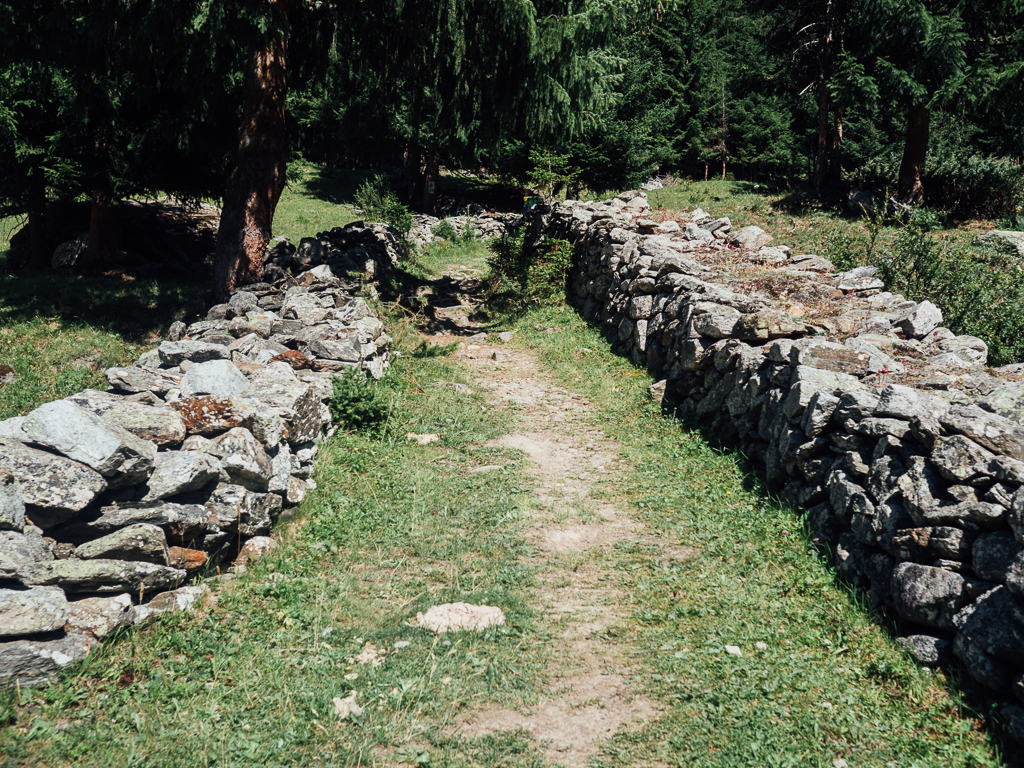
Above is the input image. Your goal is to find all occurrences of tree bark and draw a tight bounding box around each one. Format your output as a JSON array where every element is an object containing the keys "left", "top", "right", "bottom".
[
  {"left": 27, "top": 175, "right": 48, "bottom": 271},
  {"left": 214, "top": 2, "right": 289, "bottom": 303},
  {"left": 812, "top": 0, "right": 847, "bottom": 193},
  {"left": 422, "top": 143, "right": 439, "bottom": 215},
  {"left": 826, "top": 106, "right": 844, "bottom": 183},
  {"left": 89, "top": 189, "right": 120, "bottom": 258},
  {"left": 897, "top": 103, "right": 930, "bottom": 204}
]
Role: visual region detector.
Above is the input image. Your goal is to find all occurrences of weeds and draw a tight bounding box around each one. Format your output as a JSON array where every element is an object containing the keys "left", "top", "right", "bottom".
[
  {"left": 485, "top": 233, "right": 573, "bottom": 310},
  {"left": 328, "top": 370, "right": 391, "bottom": 436},
  {"left": 353, "top": 174, "right": 414, "bottom": 240}
]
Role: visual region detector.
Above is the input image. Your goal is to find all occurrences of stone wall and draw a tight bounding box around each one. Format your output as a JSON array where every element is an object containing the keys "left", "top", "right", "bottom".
[
  {"left": 0, "top": 220, "right": 396, "bottom": 688},
  {"left": 527, "top": 191, "right": 1024, "bottom": 743}
]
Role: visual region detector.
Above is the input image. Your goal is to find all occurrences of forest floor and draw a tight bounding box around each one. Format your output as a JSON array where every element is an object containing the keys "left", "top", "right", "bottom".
[{"left": 4, "top": 227, "right": 1022, "bottom": 767}]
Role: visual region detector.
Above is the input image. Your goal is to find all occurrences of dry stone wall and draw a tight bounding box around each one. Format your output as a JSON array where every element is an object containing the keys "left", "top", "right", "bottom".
[
  {"left": 0, "top": 220, "right": 396, "bottom": 688},
  {"left": 527, "top": 191, "right": 1024, "bottom": 743}
]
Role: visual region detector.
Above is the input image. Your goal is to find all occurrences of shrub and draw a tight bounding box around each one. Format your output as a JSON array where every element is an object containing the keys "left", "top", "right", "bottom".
[
  {"left": 329, "top": 370, "right": 391, "bottom": 435},
  {"left": 869, "top": 209, "right": 1024, "bottom": 366},
  {"left": 353, "top": 175, "right": 413, "bottom": 240},
  {"left": 923, "top": 150, "right": 1024, "bottom": 220},
  {"left": 485, "top": 231, "right": 573, "bottom": 309},
  {"left": 431, "top": 220, "right": 459, "bottom": 241}
]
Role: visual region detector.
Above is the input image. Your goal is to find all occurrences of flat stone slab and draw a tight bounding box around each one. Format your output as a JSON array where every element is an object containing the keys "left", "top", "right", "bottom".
[
  {"left": 0, "top": 633, "right": 93, "bottom": 688},
  {"left": 75, "top": 523, "right": 169, "bottom": 565},
  {"left": 54, "top": 502, "right": 210, "bottom": 545},
  {"left": 0, "top": 586, "right": 69, "bottom": 637},
  {"left": 66, "top": 594, "right": 135, "bottom": 639},
  {"left": 24, "top": 558, "right": 186, "bottom": 594},
  {"left": 105, "top": 366, "right": 181, "bottom": 395},
  {"left": 0, "top": 438, "right": 107, "bottom": 525},
  {"left": 68, "top": 390, "right": 186, "bottom": 446}
]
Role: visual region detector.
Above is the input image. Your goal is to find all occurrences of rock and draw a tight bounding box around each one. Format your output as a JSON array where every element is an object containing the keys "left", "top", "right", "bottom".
[
  {"left": 940, "top": 403, "right": 1024, "bottom": 461},
  {"left": 935, "top": 335, "right": 988, "bottom": 367},
  {"left": 931, "top": 434, "right": 995, "bottom": 483},
  {"left": 269, "top": 350, "right": 313, "bottom": 370},
  {"left": 978, "top": 230, "right": 1024, "bottom": 258},
  {"left": 783, "top": 366, "right": 860, "bottom": 420},
  {"left": 24, "top": 559, "right": 186, "bottom": 595},
  {"left": 954, "top": 585, "right": 1024, "bottom": 668},
  {"left": 245, "top": 366, "right": 323, "bottom": 444},
  {"left": 0, "top": 416, "right": 26, "bottom": 439},
  {"left": 197, "top": 484, "right": 280, "bottom": 537},
  {"left": 75, "top": 523, "right": 169, "bottom": 565},
  {"left": 138, "top": 450, "right": 222, "bottom": 502},
  {"left": 134, "top": 584, "right": 210, "bottom": 625},
  {"left": 791, "top": 341, "right": 870, "bottom": 376},
  {"left": 973, "top": 531, "right": 1022, "bottom": 583},
  {"left": 169, "top": 395, "right": 256, "bottom": 435},
  {"left": 730, "top": 225, "right": 771, "bottom": 250},
  {"left": 211, "top": 427, "right": 272, "bottom": 491},
  {"left": 733, "top": 312, "right": 814, "bottom": 341},
  {"left": 692, "top": 308, "right": 741, "bottom": 338},
  {"left": 0, "top": 586, "right": 69, "bottom": 637},
  {"left": 65, "top": 594, "right": 134, "bottom": 639},
  {"left": 235, "top": 536, "right": 278, "bottom": 565},
  {"left": 0, "top": 632, "right": 93, "bottom": 688},
  {"left": 953, "top": 633, "right": 1011, "bottom": 692},
  {"left": 0, "top": 364, "right": 17, "bottom": 386},
  {"left": 873, "top": 384, "right": 924, "bottom": 421},
  {"left": 0, "top": 438, "right": 107, "bottom": 525},
  {"left": 179, "top": 359, "right": 251, "bottom": 398},
  {"left": 895, "top": 301, "right": 942, "bottom": 338},
  {"left": 890, "top": 562, "right": 969, "bottom": 631},
  {"left": 157, "top": 340, "right": 230, "bottom": 366},
  {"left": 168, "top": 546, "right": 207, "bottom": 573},
  {"left": 105, "top": 366, "right": 182, "bottom": 396},
  {"left": 307, "top": 337, "right": 363, "bottom": 364},
  {"left": 22, "top": 400, "right": 156, "bottom": 488},
  {"left": 0, "top": 472, "right": 25, "bottom": 531},
  {"left": 897, "top": 635, "right": 952, "bottom": 666},
  {"left": 55, "top": 502, "right": 210, "bottom": 546},
  {"left": 982, "top": 380, "right": 1024, "bottom": 426},
  {"left": 414, "top": 602, "right": 505, "bottom": 634},
  {"left": 0, "top": 528, "right": 52, "bottom": 580},
  {"left": 67, "top": 390, "right": 186, "bottom": 446}
]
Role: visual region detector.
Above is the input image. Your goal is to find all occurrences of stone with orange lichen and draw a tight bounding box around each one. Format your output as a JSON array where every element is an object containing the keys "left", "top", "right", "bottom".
[
  {"left": 170, "top": 396, "right": 256, "bottom": 435},
  {"left": 270, "top": 350, "right": 313, "bottom": 370},
  {"left": 168, "top": 546, "right": 207, "bottom": 573}
]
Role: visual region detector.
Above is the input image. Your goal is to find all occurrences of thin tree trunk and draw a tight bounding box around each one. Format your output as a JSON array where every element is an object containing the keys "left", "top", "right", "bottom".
[
  {"left": 721, "top": 160, "right": 726, "bottom": 180},
  {"left": 704, "top": 164, "right": 708, "bottom": 181},
  {"left": 813, "top": 87, "right": 831, "bottom": 193},
  {"left": 405, "top": 143, "right": 422, "bottom": 206},
  {"left": 826, "top": 106, "right": 844, "bottom": 183},
  {"left": 422, "top": 143, "right": 439, "bottom": 215},
  {"left": 27, "top": 175, "right": 48, "bottom": 271},
  {"left": 89, "top": 190, "right": 119, "bottom": 258},
  {"left": 813, "top": 0, "right": 847, "bottom": 193},
  {"left": 897, "top": 103, "right": 930, "bottom": 204},
  {"left": 214, "top": 1, "right": 289, "bottom": 303}
]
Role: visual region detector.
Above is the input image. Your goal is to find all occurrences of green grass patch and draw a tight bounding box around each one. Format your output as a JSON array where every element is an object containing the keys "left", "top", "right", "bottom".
[
  {"left": 0, "top": 341, "right": 556, "bottom": 768},
  {"left": 273, "top": 161, "right": 367, "bottom": 243},
  {"left": 504, "top": 305, "right": 1017, "bottom": 767}
]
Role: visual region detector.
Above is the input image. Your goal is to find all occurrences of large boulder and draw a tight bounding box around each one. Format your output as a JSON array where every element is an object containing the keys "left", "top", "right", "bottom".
[
  {"left": 157, "top": 340, "right": 230, "bottom": 366},
  {"left": 22, "top": 400, "right": 156, "bottom": 488},
  {"left": 245, "top": 365, "right": 323, "bottom": 444},
  {"left": 0, "top": 529, "right": 52, "bottom": 580}
]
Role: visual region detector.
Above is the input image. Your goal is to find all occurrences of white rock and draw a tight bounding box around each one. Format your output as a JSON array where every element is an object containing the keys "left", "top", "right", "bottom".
[{"left": 414, "top": 602, "right": 505, "bottom": 634}]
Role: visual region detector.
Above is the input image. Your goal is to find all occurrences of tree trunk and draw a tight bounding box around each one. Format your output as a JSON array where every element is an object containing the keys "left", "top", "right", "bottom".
[
  {"left": 27, "top": 175, "right": 48, "bottom": 271},
  {"left": 89, "top": 190, "right": 120, "bottom": 259},
  {"left": 813, "top": 87, "right": 830, "bottom": 193},
  {"left": 826, "top": 106, "right": 844, "bottom": 183},
  {"left": 214, "top": 2, "right": 289, "bottom": 303},
  {"left": 897, "top": 103, "right": 930, "bottom": 204},
  {"left": 405, "top": 143, "right": 423, "bottom": 206},
  {"left": 813, "top": 0, "right": 846, "bottom": 193},
  {"left": 422, "top": 143, "right": 439, "bottom": 215}
]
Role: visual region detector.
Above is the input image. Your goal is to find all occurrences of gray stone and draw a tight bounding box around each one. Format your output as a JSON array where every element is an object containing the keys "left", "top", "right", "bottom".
[
  {"left": 973, "top": 531, "right": 1023, "bottom": 583},
  {"left": 954, "top": 585, "right": 1024, "bottom": 668},
  {"left": 783, "top": 366, "right": 859, "bottom": 420},
  {"left": 268, "top": 443, "right": 292, "bottom": 495},
  {"left": 245, "top": 366, "right": 323, "bottom": 444},
  {"left": 55, "top": 502, "right": 210, "bottom": 546},
  {"left": 890, "top": 562, "right": 969, "bottom": 630},
  {"left": 895, "top": 300, "right": 942, "bottom": 338},
  {"left": 0, "top": 528, "right": 52, "bottom": 580},
  {"left": 791, "top": 342, "right": 870, "bottom": 376},
  {"left": 0, "top": 633, "right": 93, "bottom": 688},
  {"left": 0, "top": 438, "right": 107, "bottom": 525},
  {"left": 874, "top": 384, "right": 923, "bottom": 421},
  {"left": 897, "top": 634, "right": 952, "bottom": 666},
  {"left": 138, "top": 450, "right": 222, "bottom": 502},
  {"left": 134, "top": 584, "right": 210, "bottom": 625},
  {"left": 307, "top": 337, "right": 363, "bottom": 364},
  {"left": 0, "top": 472, "right": 25, "bottom": 531},
  {"left": 1007, "top": 549, "right": 1024, "bottom": 599},
  {"left": 67, "top": 390, "right": 186, "bottom": 446},
  {"left": 199, "top": 484, "right": 280, "bottom": 537},
  {"left": 753, "top": 246, "right": 789, "bottom": 265},
  {"left": 0, "top": 586, "right": 68, "bottom": 637},
  {"left": 65, "top": 593, "right": 134, "bottom": 639},
  {"left": 729, "top": 225, "right": 771, "bottom": 250},
  {"left": 683, "top": 223, "right": 715, "bottom": 242},
  {"left": 23, "top": 400, "right": 156, "bottom": 487},
  {"left": 158, "top": 340, "right": 230, "bottom": 366},
  {"left": 952, "top": 632, "right": 1011, "bottom": 692},
  {"left": 228, "top": 291, "right": 260, "bottom": 318},
  {"left": 982, "top": 380, "right": 1024, "bottom": 425},
  {"left": 692, "top": 309, "right": 741, "bottom": 339},
  {"left": 24, "top": 559, "right": 186, "bottom": 594},
  {"left": 931, "top": 434, "right": 995, "bottom": 483},
  {"left": 105, "top": 366, "right": 182, "bottom": 396},
  {"left": 211, "top": 427, "right": 272, "bottom": 491},
  {"left": 75, "top": 523, "right": 169, "bottom": 565},
  {"left": 179, "top": 359, "right": 251, "bottom": 398},
  {"left": 0, "top": 417, "right": 26, "bottom": 439},
  {"left": 833, "top": 389, "right": 880, "bottom": 425},
  {"left": 940, "top": 403, "right": 1024, "bottom": 461}
]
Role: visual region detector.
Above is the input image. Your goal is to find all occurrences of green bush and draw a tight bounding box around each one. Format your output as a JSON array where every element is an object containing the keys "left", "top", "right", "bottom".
[
  {"left": 353, "top": 175, "right": 413, "bottom": 240},
  {"left": 431, "top": 220, "right": 459, "bottom": 241},
  {"left": 328, "top": 370, "right": 391, "bottom": 435},
  {"left": 869, "top": 209, "right": 1024, "bottom": 366},
  {"left": 923, "top": 150, "right": 1024, "bottom": 220},
  {"left": 485, "top": 231, "right": 573, "bottom": 309}
]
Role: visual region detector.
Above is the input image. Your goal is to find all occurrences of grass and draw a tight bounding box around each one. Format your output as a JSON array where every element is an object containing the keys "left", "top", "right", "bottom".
[
  {"left": 0, "top": 336, "right": 558, "bottom": 768},
  {"left": 273, "top": 161, "right": 366, "bottom": 243},
  {"left": 503, "top": 305, "right": 1017, "bottom": 767}
]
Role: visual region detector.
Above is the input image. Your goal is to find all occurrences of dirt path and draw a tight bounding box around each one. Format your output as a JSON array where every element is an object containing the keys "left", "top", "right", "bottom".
[{"left": 422, "top": 325, "right": 669, "bottom": 767}]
